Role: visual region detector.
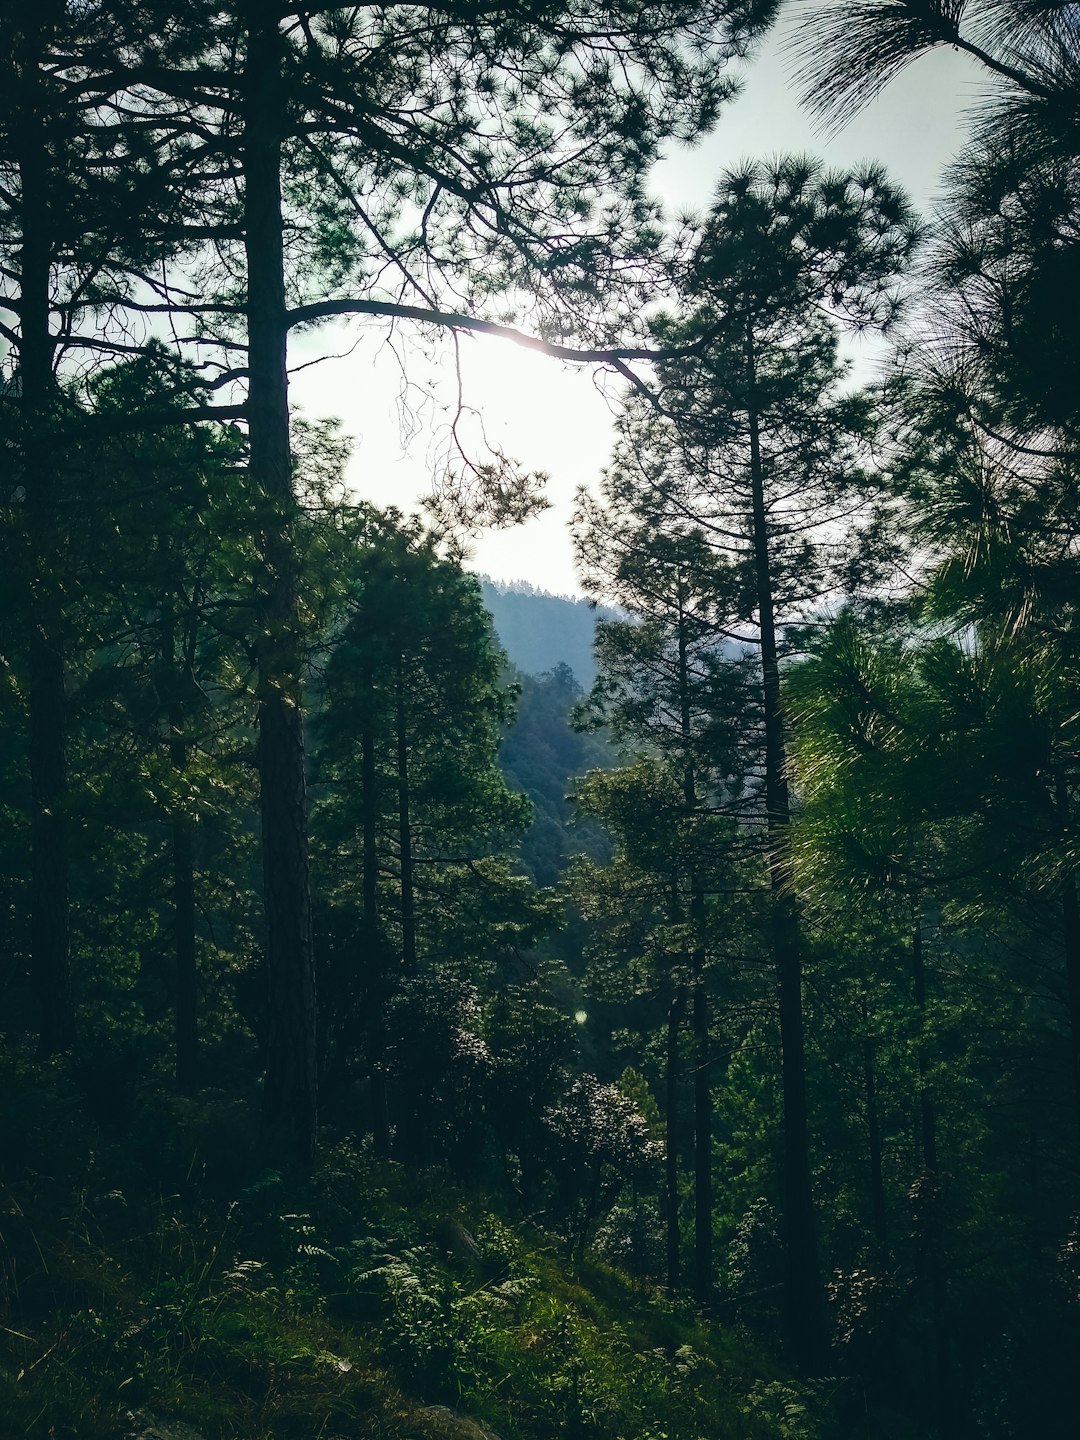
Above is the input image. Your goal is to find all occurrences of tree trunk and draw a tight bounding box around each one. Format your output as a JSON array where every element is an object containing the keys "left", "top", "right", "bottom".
[
  {"left": 245, "top": 5, "right": 317, "bottom": 1167},
  {"left": 747, "top": 330, "right": 823, "bottom": 1368},
  {"left": 392, "top": 660, "right": 419, "bottom": 1159},
  {"left": 172, "top": 802, "right": 198, "bottom": 1092},
  {"left": 1064, "top": 873, "right": 1080, "bottom": 1145},
  {"left": 692, "top": 966, "right": 713, "bottom": 1305},
  {"left": 362, "top": 674, "right": 390, "bottom": 1156},
  {"left": 665, "top": 984, "right": 685, "bottom": 1291},
  {"left": 16, "top": 27, "right": 73, "bottom": 1059},
  {"left": 912, "top": 917, "right": 937, "bottom": 1175},
  {"left": 862, "top": 1029, "right": 888, "bottom": 1251},
  {"left": 912, "top": 911, "right": 951, "bottom": 1433},
  {"left": 675, "top": 590, "right": 713, "bottom": 1305},
  {"left": 1055, "top": 777, "right": 1080, "bottom": 1145},
  {"left": 162, "top": 594, "right": 198, "bottom": 1092},
  {"left": 396, "top": 661, "right": 416, "bottom": 973}
]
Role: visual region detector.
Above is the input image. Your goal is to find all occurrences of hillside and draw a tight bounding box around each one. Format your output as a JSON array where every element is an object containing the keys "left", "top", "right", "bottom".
[
  {"left": 479, "top": 580, "right": 611, "bottom": 687},
  {"left": 0, "top": 1055, "right": 833, "bottom": 1440},
  {"left": 498, "top": 663, "right": 613, "bottom": 890},
  {"left": 480, "top": 582, "right": 615, "bottom": 896}
]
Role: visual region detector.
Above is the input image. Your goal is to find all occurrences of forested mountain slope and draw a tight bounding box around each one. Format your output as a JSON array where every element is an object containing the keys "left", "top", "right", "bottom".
[
  {"left": 498, "top": 664, "right": 613, "bottom": 889},
  {"left": 4, "top": 1, "right": 1080, "bottom": 1435},
  {"left": 479, "top": 580, "right": 616, "bottom": 688}
]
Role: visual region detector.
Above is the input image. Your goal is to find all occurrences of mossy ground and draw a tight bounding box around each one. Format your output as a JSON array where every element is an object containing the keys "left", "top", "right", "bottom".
[{"left": 0, "top": 1051, "right": 841, "bottom": 1440}]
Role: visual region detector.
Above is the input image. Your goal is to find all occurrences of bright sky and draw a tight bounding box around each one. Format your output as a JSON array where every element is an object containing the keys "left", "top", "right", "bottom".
[{"left": 290, "top": 27, "right": 987, "bottom": 596}]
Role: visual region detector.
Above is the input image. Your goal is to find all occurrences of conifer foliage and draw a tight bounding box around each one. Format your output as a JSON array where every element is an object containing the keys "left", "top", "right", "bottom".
[{"left": 2, "top": 1, "right": 1080, "bottom": 1435}]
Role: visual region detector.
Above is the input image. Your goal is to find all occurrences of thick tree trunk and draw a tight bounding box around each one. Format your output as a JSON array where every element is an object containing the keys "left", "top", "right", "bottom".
[
  {"left": 665, "top": 985, "right": 685, "bottom": 1291},
  {"left": 1056, "top": 775, "right": 1080, "bottom": 1144},
  {"left": 747, "top": 333, "right": 823, "bottom": 1368},
  {"left": 1064, "top": 874, "right": 1080, "bottom": 1144},
  {"left": 245, "top": 6, "right": 317, "bottom": 1167},
  {"left": 17, "top": 31, "right": 73, "bottom": 1059},
  {"left": 1047, "top": 775, "right": 1080, "bottom": 1145}
]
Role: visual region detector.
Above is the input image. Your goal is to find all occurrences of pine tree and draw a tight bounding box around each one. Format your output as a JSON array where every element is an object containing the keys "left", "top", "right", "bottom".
[
  {"left": 592, "top": 156, "right": 918, "bottom": 1364},
  {"left": 47, "top": 0, "right": 780, "bottom": 1162},
  {"left": 75, "top": 350, "right": 256, "bottom": 1092},
  {"left": 574, "top": 499, "right": 752, "bottom": 1302},
  {"left": 1, "top": 0, "right": 247, "bottom": 1057},
  {"left": 312, "top": 511, "right": 543, "bottom": 1158}
]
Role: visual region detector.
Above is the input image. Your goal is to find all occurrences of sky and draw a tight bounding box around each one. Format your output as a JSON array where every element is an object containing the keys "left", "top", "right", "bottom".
[{"left": 289, "top": 24, "right": 987, "bottom": 597}]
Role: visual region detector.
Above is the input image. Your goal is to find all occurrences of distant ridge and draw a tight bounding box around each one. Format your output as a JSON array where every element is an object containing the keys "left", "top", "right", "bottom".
[{"left": 479, "top": 577, "right": 614, "bottom": 686}]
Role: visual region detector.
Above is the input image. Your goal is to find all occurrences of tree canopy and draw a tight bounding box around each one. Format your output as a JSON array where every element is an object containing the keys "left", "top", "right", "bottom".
[{"left": 2, "top": 3, "right": 1080, "bottom": 1436}]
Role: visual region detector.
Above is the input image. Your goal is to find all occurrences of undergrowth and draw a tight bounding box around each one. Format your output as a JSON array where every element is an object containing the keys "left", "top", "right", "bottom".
[{"left": 0, "top": 1050, "right": 842, "bottom": 1440}]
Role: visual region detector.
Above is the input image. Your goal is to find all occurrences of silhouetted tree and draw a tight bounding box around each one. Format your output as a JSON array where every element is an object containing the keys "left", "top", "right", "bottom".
[{"left": 594, "top": 156, "right": 919, "bottom": 1364}]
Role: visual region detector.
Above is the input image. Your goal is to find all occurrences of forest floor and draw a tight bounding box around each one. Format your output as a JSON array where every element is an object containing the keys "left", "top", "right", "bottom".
[{"left": 0, "top": 1049, "right": 857, "bottom": 1440}]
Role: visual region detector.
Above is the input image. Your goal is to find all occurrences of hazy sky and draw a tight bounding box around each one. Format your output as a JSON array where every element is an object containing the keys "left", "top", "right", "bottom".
[{"left": 290, "top": 26, "right": 987, "bottom": 596}]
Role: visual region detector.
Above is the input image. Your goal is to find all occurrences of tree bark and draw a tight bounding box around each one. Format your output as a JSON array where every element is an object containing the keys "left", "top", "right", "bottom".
[
  {"left": 747, "top": 330, "right": 823, "bottom": 1368},
  {"left": 665, "top": 984, "right": 685, "bottom": 1291},
  {"left": 16, "top": 24, "right": 73, "bottom": 1059},
  {"left": 362, "top": 672, "right": 390, "bottom": 1157},
  {"left": 172, "top": 802, "right": 198, "bottom": 1092},
  {"left": 692, "top": 967, "right": 713, "bottom": 1305},
  {"left": 675, "top": 589, "right": 713, "bottom": 1304},
  {"left": 1055, "top": 777, "right": 1080, "bottom": 1145},
  {"left": 396, "top": 661, "right": 416, "bottom": 973},
  {"left": 912, "top": 917, "right": 937, "bottom": 1175},
  {"left": 912, "top": 911, "right": 951, "bottom": 1433},
  {"left": 162, "top": 595, "right": 198, "bottom": 1092},
  {"left": 1063, "top": 873, "right": 1080, "bottom": 1144},
  {"left": 245, "top": 5, "right": 317, "bottom": 1167},
  {"left": 862, "top": 1029, "right": 888, "bottom": 1251}
]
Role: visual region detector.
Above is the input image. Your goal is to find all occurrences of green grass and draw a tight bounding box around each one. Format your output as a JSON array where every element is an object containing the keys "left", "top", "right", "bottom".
[{"left": 0, "top": 1054, "right": 838, "bottom": 1440}]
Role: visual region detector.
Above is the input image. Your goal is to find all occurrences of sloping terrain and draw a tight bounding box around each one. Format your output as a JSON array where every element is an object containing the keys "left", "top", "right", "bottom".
[
  {"left": 0, "top": 1054, "right": 834, "bottom": 1440},
  {"left": 479, "top": 581, "right": 611, "bottom": 687}
]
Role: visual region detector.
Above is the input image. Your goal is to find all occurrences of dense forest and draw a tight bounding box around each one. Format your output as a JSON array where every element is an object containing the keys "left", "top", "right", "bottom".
[
  {"left": 480, "top": 581, "right": 616, "bottom": 688},
  {"left": 2, "top": 2, "right": 1078, "bottom": 1438}
]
